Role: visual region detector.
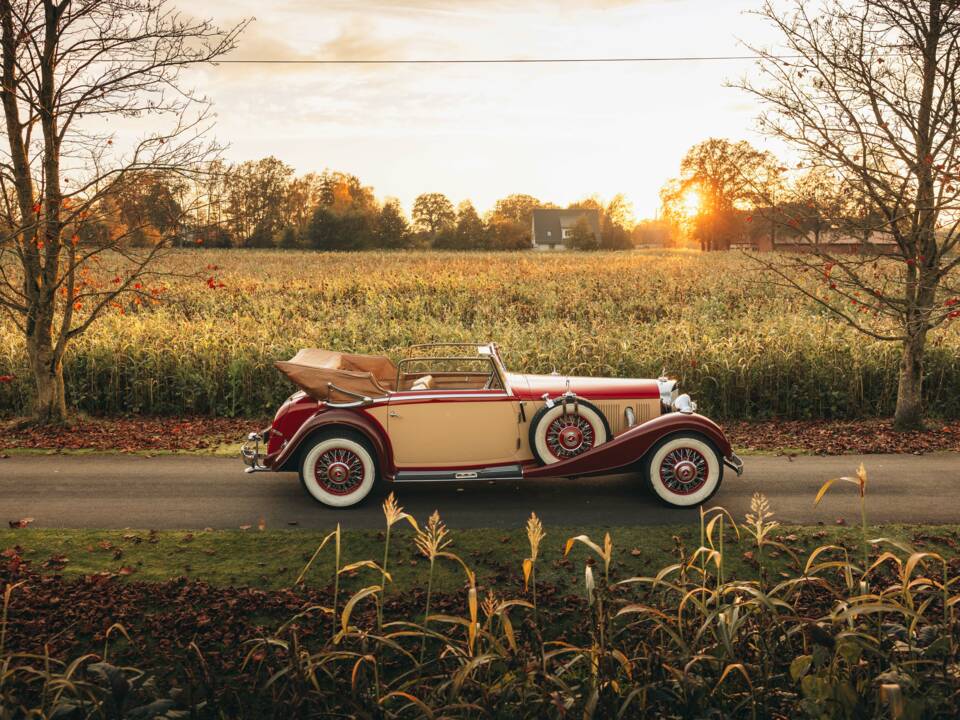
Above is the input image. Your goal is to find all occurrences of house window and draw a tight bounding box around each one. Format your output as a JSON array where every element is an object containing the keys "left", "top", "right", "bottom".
[
  {"left": 546, "top": 230, "right": 552, "bottom": 238},
  {"left": 562, "top": 228, "right": 573, "bottom": 239}
]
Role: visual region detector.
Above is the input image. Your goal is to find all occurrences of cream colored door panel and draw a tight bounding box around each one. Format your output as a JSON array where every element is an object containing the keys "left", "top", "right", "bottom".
[{"left": 387, "top": 397, "right": 520, "bottom": 467}]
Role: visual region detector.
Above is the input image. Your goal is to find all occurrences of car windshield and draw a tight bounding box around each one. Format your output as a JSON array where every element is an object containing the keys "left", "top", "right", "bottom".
[{"left": 395, "top": 356, "right": 503, "bottom": 392}]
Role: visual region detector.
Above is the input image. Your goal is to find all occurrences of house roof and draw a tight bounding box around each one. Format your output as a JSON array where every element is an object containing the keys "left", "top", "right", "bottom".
[{"left": 531, "top": 208, "right": 601, "bottom": 247}]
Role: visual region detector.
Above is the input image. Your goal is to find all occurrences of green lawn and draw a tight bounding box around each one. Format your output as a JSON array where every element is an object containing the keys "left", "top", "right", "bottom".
[{"left": 4, "top": 523, "right": 957, "bottom": 594}]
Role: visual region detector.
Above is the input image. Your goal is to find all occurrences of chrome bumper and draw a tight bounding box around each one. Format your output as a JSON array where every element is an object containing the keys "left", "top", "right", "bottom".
[
  {"left": 724, "top": 453, "right": 744, "bottom": 477},
  {"left": 241, "top": 431, "right": 270, "bottom": 474}
]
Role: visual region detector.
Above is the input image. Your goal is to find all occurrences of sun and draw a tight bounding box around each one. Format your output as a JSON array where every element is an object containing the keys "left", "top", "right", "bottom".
[{"left": 681, "top": 188, "right": 702, "bottom": 217}]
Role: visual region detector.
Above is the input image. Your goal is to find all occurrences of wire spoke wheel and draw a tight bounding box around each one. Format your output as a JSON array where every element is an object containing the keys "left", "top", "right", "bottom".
[
  {"left": 314, "top": 447, "right": 365, "bottom": 496},
  {"left": 658, "top": 446, "right": 709, "bottom": 495},
  {"left": 530, "top": 399, "right": 609, "bottom": 466},
  {"left": 545, "top": 413, "right": 596, "bottom": 459},
  {"left": 300, "top": 435, "right": 377, "bottom": 507}
]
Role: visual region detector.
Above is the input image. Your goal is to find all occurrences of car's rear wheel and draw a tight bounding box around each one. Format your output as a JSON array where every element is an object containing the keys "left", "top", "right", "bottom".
[
  {"left": 529, "top": 399, "right": 609, "bottom": 465},
  {"left": 643, "top": 432, "right": 723, "bottom": 507},
  {"left": 299, "top": 431, "right": 377, "bottom": 508}
]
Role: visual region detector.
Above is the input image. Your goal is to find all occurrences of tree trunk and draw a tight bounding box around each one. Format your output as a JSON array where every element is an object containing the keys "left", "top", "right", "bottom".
[
  {"left": 26, "top": 329, "right": 67, "bottom": 423},
  {"left": 893, "top": 331, "right": 926, "bottom": 431}
]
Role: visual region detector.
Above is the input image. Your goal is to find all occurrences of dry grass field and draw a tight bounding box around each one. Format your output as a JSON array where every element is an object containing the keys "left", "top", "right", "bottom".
[{"left": 1, "top": 248, "right": 959, "bottom": 419}]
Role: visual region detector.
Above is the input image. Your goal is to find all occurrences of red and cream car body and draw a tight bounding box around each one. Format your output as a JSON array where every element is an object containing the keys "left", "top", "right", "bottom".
[{"left": 242, "top": 343, "right": 743, "bottom": 508}]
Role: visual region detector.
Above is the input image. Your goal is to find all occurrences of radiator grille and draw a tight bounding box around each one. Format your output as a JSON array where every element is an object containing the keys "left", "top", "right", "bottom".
[{"left": 597, "top": 401, "right": 656, "bottom": 437}]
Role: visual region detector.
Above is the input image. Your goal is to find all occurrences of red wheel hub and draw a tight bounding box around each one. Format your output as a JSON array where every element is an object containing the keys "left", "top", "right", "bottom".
[
  {"left": 545, "top": 413, "right": 595, "bottom": 459},
  {"left": 326, "top": 461, "right": 351, "bottom": 484},
  {"left": 314, "top": 448, "right": 365, "bottom": 496},
  {"left": 673, "top": 460, "right": 698, "bottom": 484},
  {"left": 559, "top": 426, "right": 583, "bottom": 449},
  {"left": 659, "top": 447, "right": 708, "bottom": 495}
]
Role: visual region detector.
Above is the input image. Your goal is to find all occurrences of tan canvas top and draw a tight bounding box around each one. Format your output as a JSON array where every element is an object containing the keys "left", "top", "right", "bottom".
[{"left": 275, "top": 349, "right": 397, "bottom": 402}]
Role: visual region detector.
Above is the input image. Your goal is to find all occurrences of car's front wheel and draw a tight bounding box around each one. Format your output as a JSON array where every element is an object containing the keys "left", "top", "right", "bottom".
[
  {"left": 643, "top": 433, "right": 723, "bottom": 507},
  {"left": 299, "top": 431, "right": 377, "bottom": 508}
]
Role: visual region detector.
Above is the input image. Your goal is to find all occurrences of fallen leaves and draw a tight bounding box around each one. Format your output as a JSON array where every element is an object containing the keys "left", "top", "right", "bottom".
[
  {"left": 727, "top": 419, "right": 960, "bottom": 455},
  {"left": 44, "top": 554, "right": 69, "bottom": 570},
  {"left": 0, "top": 416, "right": 268, "bottom": 453},
  {"left": 2, "top": 547, "right": 23, "bottom": 572}
]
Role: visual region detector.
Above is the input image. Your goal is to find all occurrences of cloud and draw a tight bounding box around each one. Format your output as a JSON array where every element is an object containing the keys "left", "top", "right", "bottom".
[
  {"left": 318, "top": 18, "right": 412, "bottom": 61},
  {"left": 175, "top": 0, "right": 774, "bottom": 219},
  {"left": 226, "top": 21, "right": 312, "bottom": 63}
]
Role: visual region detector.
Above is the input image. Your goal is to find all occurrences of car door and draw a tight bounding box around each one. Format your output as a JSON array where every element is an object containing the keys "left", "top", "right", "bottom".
[{"left": 387, "top": 389, "right": 522, "bottom": 468}]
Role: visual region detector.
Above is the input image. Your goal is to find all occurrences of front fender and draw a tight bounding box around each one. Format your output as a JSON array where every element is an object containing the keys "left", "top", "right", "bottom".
[
  {"left": 523, "top": 412, "right": 734, "bottom": 479},
  {"left": 266, "top": 408, "right": 394, "bottom": 476}
]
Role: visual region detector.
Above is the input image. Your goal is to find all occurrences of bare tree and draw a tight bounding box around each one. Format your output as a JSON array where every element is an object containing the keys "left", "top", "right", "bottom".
[
  {"left": 0, "top": 1, "right": 246, "bottom": 421},
  {"left": 738, "top": 0, "right": 960, "bottom": 429},
  {"left": 789, "top": 168, "right": 848, "bottom": 245}
]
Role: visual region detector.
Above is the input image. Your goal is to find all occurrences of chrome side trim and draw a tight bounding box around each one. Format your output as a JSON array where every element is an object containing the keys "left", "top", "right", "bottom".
[
  {"left": 389, "top": 392, "right": 512, "bottom": 402},
  {"left": 326, "top": 382, "right": 374, "bottom": 408},
  {"left": 394, "top": 465, "right": 523, "bottom": 482}
]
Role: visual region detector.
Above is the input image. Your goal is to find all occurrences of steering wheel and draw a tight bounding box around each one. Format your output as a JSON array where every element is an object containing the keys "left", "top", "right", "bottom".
[{"left": 483, "top": 371, "right": 497, "bottom": 390}]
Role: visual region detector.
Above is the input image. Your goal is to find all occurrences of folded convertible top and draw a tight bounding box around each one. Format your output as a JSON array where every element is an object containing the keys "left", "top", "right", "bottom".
[{"left": 275, "top": 349, "right": 397, "bottom": 401}]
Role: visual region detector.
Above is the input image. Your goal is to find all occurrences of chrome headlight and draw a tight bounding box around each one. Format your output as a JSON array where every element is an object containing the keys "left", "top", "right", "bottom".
[{"left": 672, "top": 394, "right": 697, "bottom": 414}]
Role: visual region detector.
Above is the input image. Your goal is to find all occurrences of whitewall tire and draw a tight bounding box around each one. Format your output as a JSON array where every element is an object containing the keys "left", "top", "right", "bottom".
[
  {"left": 529, "top": 400, "right": 609, "bottom": 465},
  {"left": 299, "top": 434, "right": 377, "bottom": 508},
  {"left": 644, "top": 434, "right": 723, "bottom": 507}
]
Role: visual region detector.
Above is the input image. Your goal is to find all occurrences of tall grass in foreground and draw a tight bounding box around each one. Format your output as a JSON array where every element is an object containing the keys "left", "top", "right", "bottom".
[
  {"left": 2, "top": 479, "right": 959, "bottom": 718},
  {"left": 2, "top": 249, "right": 959, "bottom": 419}
]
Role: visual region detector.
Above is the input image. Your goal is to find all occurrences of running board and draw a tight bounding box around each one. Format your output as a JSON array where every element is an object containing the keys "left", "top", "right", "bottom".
[{"left": 394, "top": 465, "right": 524, "bottom": 483}]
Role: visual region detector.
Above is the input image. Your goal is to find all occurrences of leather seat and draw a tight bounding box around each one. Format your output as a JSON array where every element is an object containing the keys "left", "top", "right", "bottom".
[{"left": 410, "top": 375, "right": 434, "bottom": 391}]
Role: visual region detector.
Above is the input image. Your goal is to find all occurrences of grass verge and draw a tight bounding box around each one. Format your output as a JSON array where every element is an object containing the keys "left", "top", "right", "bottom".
[{"left": 4, "top": 523, "right": 958, "bottom": 593}]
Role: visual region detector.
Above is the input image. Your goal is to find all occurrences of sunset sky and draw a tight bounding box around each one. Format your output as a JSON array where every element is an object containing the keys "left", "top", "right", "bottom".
[{"left": 186, "top": 0, "right": 786, "bottom": 220}]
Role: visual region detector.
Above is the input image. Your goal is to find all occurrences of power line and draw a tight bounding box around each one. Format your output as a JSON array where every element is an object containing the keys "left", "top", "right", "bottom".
[{"left": 212, "top": 54, "right": 796, "bottom": 65}]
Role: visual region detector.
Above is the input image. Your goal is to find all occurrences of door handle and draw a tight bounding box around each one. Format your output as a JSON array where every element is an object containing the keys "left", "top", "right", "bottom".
[{"left": 389, "top": 411, "right": 401, "bottom": 418}]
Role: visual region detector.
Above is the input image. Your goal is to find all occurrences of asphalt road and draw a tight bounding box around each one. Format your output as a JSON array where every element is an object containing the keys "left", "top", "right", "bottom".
[{"left": 2, "top": 453, "right": 959, "bottom": 530}]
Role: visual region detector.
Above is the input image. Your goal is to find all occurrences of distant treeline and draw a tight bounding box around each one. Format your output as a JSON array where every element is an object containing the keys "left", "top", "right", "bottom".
[{"left": 89, "top": 157, "right": 674, "bottom": 251}]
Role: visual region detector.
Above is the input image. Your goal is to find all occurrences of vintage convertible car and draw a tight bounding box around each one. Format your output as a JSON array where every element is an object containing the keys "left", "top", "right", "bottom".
[{"left": 242, "top": 343, "right": 742, "bottom": 508}]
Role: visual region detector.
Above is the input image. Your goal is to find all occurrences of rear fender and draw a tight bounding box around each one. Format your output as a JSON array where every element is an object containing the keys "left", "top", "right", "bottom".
[
  {"left": 267, "top": 408, "right": 394, "bottom": 476},
  {"left": 523, "top": 412, "right": 733, "bottom": 479}
]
